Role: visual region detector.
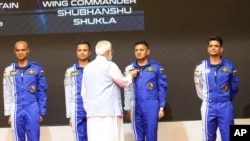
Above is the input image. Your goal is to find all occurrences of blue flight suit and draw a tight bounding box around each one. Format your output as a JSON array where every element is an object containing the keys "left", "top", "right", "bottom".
[
  {"left": 194, "top": 58, "right": 239, "bottom": 141},
  {"left": 124, "top": 59, "right": 167, "bottom": 141},
  {"left": 3, "top": 61, "right": 48, "bottom": 141},
  {"left": 64, "top": 63, "right": 87, "bottom": 141}
]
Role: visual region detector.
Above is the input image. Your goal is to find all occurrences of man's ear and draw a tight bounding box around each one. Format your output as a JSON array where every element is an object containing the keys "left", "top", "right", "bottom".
[
  {"left": 220, "top": 47, "right": 224, "bottom": 53},
  {"left": 147, "top": 49, "right": 150, "bottom": 56}
]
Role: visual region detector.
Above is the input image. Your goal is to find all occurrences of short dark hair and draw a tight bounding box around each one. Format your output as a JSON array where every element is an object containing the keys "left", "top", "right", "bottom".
[
  {"left": 208, "top": 36, "right": 223, "bottom": 46},
  {"left": 134, "top": 41, "right": 149, "bottom": 48},
  {"left": 76, "top": 41, "right": 91, "bottom": 50}
]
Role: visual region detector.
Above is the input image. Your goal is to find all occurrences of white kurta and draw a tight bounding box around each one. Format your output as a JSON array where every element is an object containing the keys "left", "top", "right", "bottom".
[{"left": 82, "top": 55, "right": 132, "bottom": 141}]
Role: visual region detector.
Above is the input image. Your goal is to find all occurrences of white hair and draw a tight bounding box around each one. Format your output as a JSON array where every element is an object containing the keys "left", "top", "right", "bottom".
[{"left": 95, "top": 40, "right": 112, "bottom": 56}]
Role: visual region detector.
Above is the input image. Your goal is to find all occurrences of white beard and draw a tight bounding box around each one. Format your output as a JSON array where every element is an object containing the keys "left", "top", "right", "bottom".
[{"left": 107, "top": 54, "right": 112, "bottom": 61}]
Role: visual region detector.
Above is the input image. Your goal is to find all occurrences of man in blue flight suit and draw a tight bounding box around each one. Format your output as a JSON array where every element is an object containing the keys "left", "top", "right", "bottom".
[
  {"left": 64, "top": 41, "right": 91, "bottom": 141},
  {"left": 3, "top": 41, "right": 48, "bottom": 141},
  {"left": 194, "top": 36, "right": 239, "bottom": 141},
  {"left": 124, "top": 41, "right": 168, "bottom": 141}
]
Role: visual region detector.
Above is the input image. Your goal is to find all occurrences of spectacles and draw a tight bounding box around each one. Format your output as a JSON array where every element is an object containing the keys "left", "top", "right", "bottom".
[{"left": 109, "top": 49, "right": 114, "bottom": 54}]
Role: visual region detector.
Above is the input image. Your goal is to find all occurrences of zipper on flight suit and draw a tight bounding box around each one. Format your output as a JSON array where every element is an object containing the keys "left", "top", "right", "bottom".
[
  {"left": 21, "top": 69, "right": 24, "bottom": 88},
  {"left": 214, "top": 67, "right": 217, "bottom": 86}
]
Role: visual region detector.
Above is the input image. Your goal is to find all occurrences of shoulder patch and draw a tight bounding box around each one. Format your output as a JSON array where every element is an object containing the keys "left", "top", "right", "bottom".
[
  {"left": 194, "top": 70, "right": 200, "bottom": 77},
  {"left": 64, "top": 72, "right": 68, "bottom": 77},
  {"left": 40, "top": 70, "right": 45, "bottom": 76},
  {"left": 233, "top": 70, "right": 237, "bottom": 76},
  {"left": 160, "top": 68, "right": 165, "bottom": 74},
  {"left": 3, "top": 71, "right": 7, "bottom": 77},
  {"left": 3, "top": 71, "right": 7, "bottom": 85}
]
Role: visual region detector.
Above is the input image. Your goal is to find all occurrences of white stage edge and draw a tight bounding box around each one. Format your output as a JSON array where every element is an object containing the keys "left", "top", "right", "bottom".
[{"left": 0, "top": 119, "right": 249, "bottom": 141}]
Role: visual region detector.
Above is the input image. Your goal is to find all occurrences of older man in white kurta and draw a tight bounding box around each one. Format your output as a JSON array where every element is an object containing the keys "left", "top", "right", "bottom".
[{"left": 81, "top": 40, "right": 138, "bottom": 141}]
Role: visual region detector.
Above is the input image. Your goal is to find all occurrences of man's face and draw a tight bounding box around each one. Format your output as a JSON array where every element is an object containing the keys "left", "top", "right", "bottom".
[
  {"left": 207, "top": 40, "right": 223, "bottom": 56},
  {"left": 134, "top": 44, "right": 150, "bottom": 60},
  {"left": 107, "top": 48, "right": 113, "bottom": 61},
  {"left": 14, "top": 43, "right": 29, "bottom": 61},
  {"left": 76, "top": 44, "right": 91, "bottom": 60}
]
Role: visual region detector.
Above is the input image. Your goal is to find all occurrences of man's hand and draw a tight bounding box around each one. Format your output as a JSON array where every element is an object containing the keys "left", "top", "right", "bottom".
[
  {"left": 125, "top": 110, "right": 131, "bottom": 121},
  {"left": 69, "top": 118, "right": 72, "bottom": 127},
  {"left": 39, "top": 116, "right": 44, "bottom": 122},
  {"left": 158, "top": 110, "right": 165, "bottom": 119},
  {"left": 129, "top": 69, "right": 139, "bottom": 78},
  {"left": 8, "top": 116, "right": 11, "bottom": 126}
]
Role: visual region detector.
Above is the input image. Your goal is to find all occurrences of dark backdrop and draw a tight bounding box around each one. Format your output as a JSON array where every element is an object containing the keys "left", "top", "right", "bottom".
[{"left": 1, "top": 0, "right": 250, "bottom": 127}]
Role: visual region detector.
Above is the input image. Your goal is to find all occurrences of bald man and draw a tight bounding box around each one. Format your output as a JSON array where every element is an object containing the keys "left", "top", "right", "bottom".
[{"left": 3, "top": 41, "right": 48, "bottom": 141}]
